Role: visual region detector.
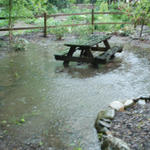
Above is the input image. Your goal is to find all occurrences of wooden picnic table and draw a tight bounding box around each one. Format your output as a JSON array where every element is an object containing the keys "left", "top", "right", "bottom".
[{"left": 55, "top": 34, "right": 123, "bottom": 66}]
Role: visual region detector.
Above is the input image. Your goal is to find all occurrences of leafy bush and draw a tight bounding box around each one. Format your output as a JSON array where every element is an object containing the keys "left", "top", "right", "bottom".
[
  {"left": 119, "top": 0, "right": 150, "bottom": 37},
  {"left": 71, "top": 25, "right": 92, "bottom": 36},
  {"left": 48, "top": 20, "right": 68, "bottom": 40},
  {"left": 0, "top": 20, "right": 8, "bottom": 28},
  {"left": 99, "top": 2, "right": 109, "bottom": 12},
  {"left": 120, "top": 0, "right": 150, "bottom": 25},
  {"left": 48, "top": 0, "right": 68, "bottom": 9},
  {"left": 11, "top": 38, "right": 28, "bottom": 51},
  {"left": 0, "top": 39, "right": 8, "bottom": 48}
]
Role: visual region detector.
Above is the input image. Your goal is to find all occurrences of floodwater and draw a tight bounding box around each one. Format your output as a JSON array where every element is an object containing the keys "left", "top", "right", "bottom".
[{"left": 0, "top": 36, "right": 150, "bottom": 150}]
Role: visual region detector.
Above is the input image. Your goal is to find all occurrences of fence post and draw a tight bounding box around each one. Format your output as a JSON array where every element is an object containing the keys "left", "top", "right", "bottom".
[
  {"left": 44, "top": 13, "right": 47, "bottom": 37},
  {"left": 91, "top": 8, "right": 94, "bottom": 34},
  {"left": 9, "top": 0, "right": 13, "bottom": 42}
]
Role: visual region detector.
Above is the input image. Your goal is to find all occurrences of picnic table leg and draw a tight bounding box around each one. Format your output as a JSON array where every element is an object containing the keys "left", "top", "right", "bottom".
[
  {"left": 80, "top": 48, "right": 94, "bottom": 58},
  {"left": 103, "top": 40, "right": 111, "bottom": 50},
  {"left": 79, "top": 48, "right": 97, "bottom": 66},
  {"left": 103, "top": 40, "right": 116, "bottom": 59},
  {"left": 80, "top": 49, "right": 85, "bottom": 57},
  {"left": 85, "top": 49, "right": 94, "bottom": 58},
  {"left": 63, "top": 47, "right": 76, "bottom": 67}
]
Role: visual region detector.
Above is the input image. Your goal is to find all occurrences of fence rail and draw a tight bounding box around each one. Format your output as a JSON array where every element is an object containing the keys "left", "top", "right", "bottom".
[
  {"left": 0, "top": 11, "right": 125, "bottom": 20},
  {"left": 0, "top": 10, "right": 131, "bottom": 37}
]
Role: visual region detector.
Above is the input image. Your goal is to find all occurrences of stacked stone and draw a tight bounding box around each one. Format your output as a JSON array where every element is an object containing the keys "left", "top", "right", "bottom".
[{"left": 95, "top": 96, "right": 150, "bottom": 150}]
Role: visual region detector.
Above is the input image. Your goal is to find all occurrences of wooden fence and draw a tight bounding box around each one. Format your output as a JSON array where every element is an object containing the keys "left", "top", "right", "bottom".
[{"left": 0, "top": 9, "right": 131, "bottom": 37}]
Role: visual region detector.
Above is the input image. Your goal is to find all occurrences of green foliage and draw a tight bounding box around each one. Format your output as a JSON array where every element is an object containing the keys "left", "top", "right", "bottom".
[
  {"left": 48, "top": 0, "right": 68, "bottom": 9},
  {"left": 61, "top": 5, "right": 89, "bottom": 14},
  {"left": 1, "top": 120, "right": 7, "bottom": 125},
  {"left": 49, "top": 20, "right": 68, "bottom": 40},
  {"left": 0, "top": 0, "right": 49, "bottom": 19},
  {"left": 69, "top": 15, "right": 88, "bottom": 22},
  {"left": 0, "top": 39, "right": 8, "bottom": 47},
  {"left": 71, "top": 26, "right": 92, "bottom": 36},
  {"left": 74, "top": 148, "right": 82, "bottom": 150},
  {"left": 99, "top": 2, "right": 108, "bottom": 12},
  {"left": 98, "top": 133, "right": 103, "bottom": 140},
  {"left": 120, "top": 0, "right": 150, "bottom": 25},
  {"left": 109, "top": 1, "right": 120, "bottom": 10},
  {"left": 11, "top": 38, "right": 28, "bottom": 51},
  {"left": 46, "top": 4, "right": 58, "bottom": 14},
  {"left": 27, "top": 0, "right": 48, "bottom": 15},
  {"left": 13, "top": 117, "right": 25, "bottom": 125},
  {"left": 119, "top": 0, "right": 150, "bottom": 37},
  {"left": 0, "top": 1, "right": 137, "bottom": 37}
]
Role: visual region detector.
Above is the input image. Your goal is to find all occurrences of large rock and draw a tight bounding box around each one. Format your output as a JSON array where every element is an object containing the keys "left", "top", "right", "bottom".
[
  {"left": 124, "top": 99, "right": 134, "bottom": 108},
  {"left": 96, "top": 108, "right": 115, "bottom": 121},
  {"left": 138, "top": 100, "right": 146, "bottom": 105},
  {"left": 95, "top": 108, "right": 115, "bottom": 133},
  {"left": 98, "top": 120, "right": 111, "bottom": 128},
  {"left": 110, "top": 101, "right": 124, "bottom": 111},
  {"left": 101, "top": 135, "right": 131, "bottom": 150}
]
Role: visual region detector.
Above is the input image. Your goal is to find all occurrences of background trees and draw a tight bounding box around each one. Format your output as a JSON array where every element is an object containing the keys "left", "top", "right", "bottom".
[
  {"left": 120, "top": 0, "right": 150, "bottom": 37},
  {"left": 0, "top": 0, "right": 149, "bottom": 39}
]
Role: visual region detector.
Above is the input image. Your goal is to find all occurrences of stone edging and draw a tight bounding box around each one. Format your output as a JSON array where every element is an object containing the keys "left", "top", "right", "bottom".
[{"left": 95, "top": 96, "right": 150, "bottom": 150}]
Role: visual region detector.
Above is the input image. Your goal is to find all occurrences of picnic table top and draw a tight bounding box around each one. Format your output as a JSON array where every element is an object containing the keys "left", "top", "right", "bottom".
[{"left": 64, "top": 34, "right": 111, "bottom": 48}]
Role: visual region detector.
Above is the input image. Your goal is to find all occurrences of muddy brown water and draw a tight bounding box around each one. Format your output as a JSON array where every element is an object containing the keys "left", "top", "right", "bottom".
[{"left": 0, "top": 36, "right": 150, "bottom": 150}]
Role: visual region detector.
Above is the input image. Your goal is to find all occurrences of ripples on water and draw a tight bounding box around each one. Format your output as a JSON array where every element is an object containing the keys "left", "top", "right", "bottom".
[{"left": 0, "top": 38, "right": 150, "bottom": 150}]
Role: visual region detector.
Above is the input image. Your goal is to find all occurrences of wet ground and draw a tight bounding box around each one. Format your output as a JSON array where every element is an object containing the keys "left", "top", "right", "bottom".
[{"left": 0, "top": 34, "right": 150, "bottom": 150}]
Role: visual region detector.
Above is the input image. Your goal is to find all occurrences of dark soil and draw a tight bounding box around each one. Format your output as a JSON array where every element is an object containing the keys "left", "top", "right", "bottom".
[{"left": 111, "top": 101, "right": 150, "bottom": 150}]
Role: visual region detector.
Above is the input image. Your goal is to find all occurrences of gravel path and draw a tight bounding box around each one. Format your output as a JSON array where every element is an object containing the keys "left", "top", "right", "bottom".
[{"left": 111, "top": 101, "right": 150, "bottom": 150}]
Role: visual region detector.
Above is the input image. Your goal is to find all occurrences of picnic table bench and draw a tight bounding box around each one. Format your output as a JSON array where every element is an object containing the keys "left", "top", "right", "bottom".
[{"left": 54, "top": 34, "right": 123, "bottom": 66}]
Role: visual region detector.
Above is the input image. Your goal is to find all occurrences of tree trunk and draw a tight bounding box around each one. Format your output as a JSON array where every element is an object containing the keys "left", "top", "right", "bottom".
[
  {"left": 9, "top": 0, "right": 12, "bottom": 42},
  {"left": 140, "top": 20, "right": 144, "bottom": 38}
]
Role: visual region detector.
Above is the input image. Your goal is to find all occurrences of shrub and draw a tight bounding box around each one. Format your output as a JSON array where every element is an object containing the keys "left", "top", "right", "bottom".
[
  {"left": 119, "top": 0, "right": 150, "bottom": 37},
  {"left": 49, "top": 20, "right": 68, "bottom": 40},
  {"left": 11, "top": 38, "right": 28, "bottom": 51}
]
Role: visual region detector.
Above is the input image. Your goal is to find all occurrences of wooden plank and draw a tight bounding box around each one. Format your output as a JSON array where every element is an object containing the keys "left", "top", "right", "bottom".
[
  {"left": 55, "top": 55, "right": 96, "bottom": 63},
  {"left": 9, "top": 0, "right": 12, "bottom": 41},
  {"left": 0, "top": 21, "right": 131, "bottom": 31},
  {"left": 0, "top": 23, "right": 91, "bottom": 31},
  {"left": 44, "top": 13, "right": 47, "bottom": 37},
  {"left": 103, "top": 40, "right": 111, "bottom": 49},
  {"left": 0, "top": 17, "right": 7, "bottom": 20},
  {"left": 96, "top": 46, "right": 123, "bottom": 63},
  {"left": 49, "top": 22, "right": 131, "bottom": 29},
  {"left": 94, "top": 12, "right": 124, "bottom": 15},
  {"left": 55, "top": 55, "right": 108, "bottom": 64},
  {"left": 64, "top": 35, "right": 111, "bottom": 47},
  {"left": 0, "top": 15, "right": 43, "bottom": 20},
  {"left": 91, "top": 47, "right": 108, "bottom": 51},
  {"left": 48, "top": 12, "right": 125, "bottom": 17},
  {"left": 94, "top": 22, "right": 131, "bottom": 25},
  {"left": 0, "top": 12, "right": 126, "bottom": 20},
  {"left": 0, "top": 26, "right": 43, "bottom": 31},
  {"left": 55, "top": 46, "right": 123, "bottom": 65},
  {"left": 91, "top": 8, "right": 94, "bottom": 34},
  {"left": 59, "top": 47, "right": 108, "bottom": 52},
  {"left": 63, "top": 46, "right": 76, "bottom": 66}
]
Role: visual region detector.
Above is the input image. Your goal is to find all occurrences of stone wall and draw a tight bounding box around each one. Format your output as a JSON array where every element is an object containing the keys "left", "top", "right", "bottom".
[{"left": 95, "top": 96, "right": 150, "bottom": 150}]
